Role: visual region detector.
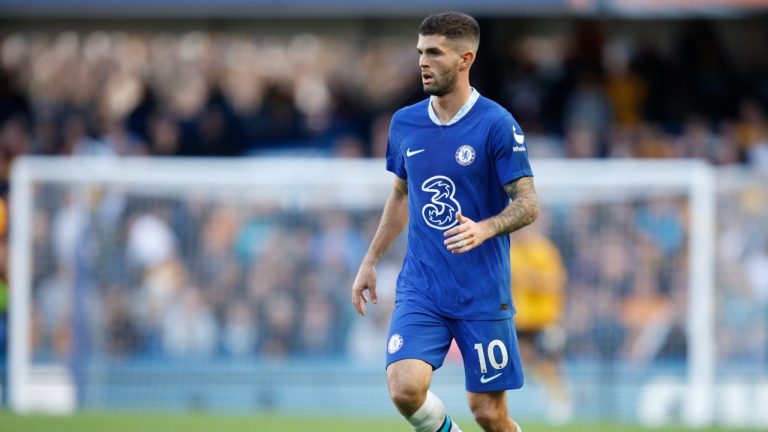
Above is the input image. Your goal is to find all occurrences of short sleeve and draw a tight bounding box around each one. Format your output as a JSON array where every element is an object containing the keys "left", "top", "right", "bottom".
[
  {"left": 385, "top": 114, "right": 408, "bottom": 180},
  {"left": 490, "top": 114, "right": 533, "bottom": 186}
]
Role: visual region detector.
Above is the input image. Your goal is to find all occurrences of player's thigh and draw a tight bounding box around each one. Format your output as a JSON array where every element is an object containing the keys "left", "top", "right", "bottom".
[
  {"left": 451, "top": 318, "right": 524, "bottom": 392},
  {"left": 386, "top": 301, "right": 453, "bottom": 370}
]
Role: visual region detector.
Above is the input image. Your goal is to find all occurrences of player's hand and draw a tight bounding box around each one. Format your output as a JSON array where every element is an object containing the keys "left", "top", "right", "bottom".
[
  {"left": 443, "top": 212, "right": 492, "bottom": 254},
  {"left": 351, "top": 261, "right": 378, "bottom": 316}
]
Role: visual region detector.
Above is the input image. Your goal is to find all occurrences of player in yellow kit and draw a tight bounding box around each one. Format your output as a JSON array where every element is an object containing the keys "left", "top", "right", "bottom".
[{"left": 509, "top": 224, "right": 571, "bottom": 423}]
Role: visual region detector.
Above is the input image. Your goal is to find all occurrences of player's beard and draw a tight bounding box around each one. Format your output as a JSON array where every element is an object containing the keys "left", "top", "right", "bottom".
[{"left": 424, "top": 67, "right": 457, "bottom": 97}]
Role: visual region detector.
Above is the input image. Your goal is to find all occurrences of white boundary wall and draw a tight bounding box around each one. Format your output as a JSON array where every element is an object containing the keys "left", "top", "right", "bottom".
[{"left": 9, "top": 157, "right": 715, "bottom": 424}]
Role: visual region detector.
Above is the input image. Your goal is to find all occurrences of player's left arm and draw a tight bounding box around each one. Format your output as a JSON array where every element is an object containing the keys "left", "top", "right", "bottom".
[{"left": 444, "top": 176, "right": 539, "bottom": 254}]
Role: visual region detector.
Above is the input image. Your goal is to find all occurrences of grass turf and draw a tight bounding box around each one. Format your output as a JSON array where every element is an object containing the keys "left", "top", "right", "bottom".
[{"left": 0, "top": 412, "right": 760, "bottom": 432}]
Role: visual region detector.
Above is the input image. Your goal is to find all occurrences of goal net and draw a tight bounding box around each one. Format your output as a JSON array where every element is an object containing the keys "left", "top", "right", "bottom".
[{"left": 7, "top": 156, "right": 743, "bottom": 426}]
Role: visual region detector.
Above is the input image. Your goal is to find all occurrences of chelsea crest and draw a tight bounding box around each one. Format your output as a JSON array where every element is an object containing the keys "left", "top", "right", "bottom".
[{"left": 455, "top": 144, "right": 475, "bottom": 166}]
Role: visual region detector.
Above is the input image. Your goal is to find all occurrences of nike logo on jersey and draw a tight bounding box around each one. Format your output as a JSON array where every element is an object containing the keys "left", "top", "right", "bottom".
[
  {"left": 406, "top": 148, "right": 425, "bottom": 157},
  {"left": 512, "top": 125, "right": 525, "bottom": 144},
  {"left": 480, "top": 373, "right": 502, "bottom": 384}
]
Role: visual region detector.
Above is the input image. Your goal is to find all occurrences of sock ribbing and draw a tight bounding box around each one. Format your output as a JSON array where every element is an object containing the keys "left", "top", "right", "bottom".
[{"left": 437, "top": 415, "right": 452, "bottom": 432}]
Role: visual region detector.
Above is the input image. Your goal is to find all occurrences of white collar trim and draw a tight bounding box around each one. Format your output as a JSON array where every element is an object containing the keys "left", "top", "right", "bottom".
[{"left": 428, "top": 88, "right": 480, "bottom": 126}]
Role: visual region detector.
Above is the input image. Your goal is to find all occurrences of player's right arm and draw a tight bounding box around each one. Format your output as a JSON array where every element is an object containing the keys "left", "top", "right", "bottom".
[{"left": 351, "top": 177, "right": 409, "bottom": 316}]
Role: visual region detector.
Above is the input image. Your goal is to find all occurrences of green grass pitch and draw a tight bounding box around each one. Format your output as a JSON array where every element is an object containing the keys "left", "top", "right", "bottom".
[{"left": 0, "top": 412, "right": 760, "bottom": 432}]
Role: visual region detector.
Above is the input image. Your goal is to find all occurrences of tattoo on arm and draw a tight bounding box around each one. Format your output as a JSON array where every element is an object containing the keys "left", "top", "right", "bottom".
[{"left": 487, "top": 176, "right": 539, "bottom": 236}]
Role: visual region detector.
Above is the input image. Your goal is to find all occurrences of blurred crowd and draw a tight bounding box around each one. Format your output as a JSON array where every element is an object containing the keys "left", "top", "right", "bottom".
[
  {"left": 1, "top": 20, "right": 768, "bottom": 179},
  {"left": 23, "top": 183, "right": 767, "bottom": 367},
  {"left": 716, "top": 184, "right": 768, "bottom": 366},
  {"left": 1, "top": 18, "right": 768, "bottom": 371},
  {"left": 29, "top": 188, "right": 392, "bottom": 361},
  {"left": 0, "top": 29, "right": 415, "bottom": 167}
]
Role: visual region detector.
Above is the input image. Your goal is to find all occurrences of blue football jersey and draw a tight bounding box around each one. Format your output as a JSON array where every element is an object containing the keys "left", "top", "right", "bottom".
[{"left": 385, "top": 91, "right": 533, "bottom": 320}]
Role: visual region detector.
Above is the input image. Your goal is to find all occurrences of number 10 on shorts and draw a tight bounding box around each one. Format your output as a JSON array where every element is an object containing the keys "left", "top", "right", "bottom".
[{"left": 473, "top": 340, "right": 509, "bottom": 374}]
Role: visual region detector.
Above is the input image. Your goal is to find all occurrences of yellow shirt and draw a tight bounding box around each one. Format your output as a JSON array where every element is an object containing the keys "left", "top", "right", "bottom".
[{"left": 510, "top": 232, "right": 567, "bottom": 331}]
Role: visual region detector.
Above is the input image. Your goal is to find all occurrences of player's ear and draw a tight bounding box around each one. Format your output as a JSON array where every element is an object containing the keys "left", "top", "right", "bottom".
[{"left": 459, "top": 50, "right": 475, "bottom": 70}]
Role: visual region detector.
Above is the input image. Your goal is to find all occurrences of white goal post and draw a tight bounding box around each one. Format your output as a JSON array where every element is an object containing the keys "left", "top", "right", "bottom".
[{"left": 9, "top": 156, "right": 715, "bottom": 425}]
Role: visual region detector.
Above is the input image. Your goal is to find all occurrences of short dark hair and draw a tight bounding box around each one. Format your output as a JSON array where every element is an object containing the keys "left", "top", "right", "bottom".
[{"left": 418, "top": 12, "right": 479, "bottom": 50}]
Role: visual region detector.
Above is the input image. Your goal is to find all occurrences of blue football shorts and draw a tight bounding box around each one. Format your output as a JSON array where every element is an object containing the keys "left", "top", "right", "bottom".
[{"left": 385, "top": 299, "right": 524, "bottom": 393}]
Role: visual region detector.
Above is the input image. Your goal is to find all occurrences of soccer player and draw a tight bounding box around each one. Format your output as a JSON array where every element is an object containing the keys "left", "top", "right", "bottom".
[
  {"left": 351, "top": 11, "right": 539, "bottom": 432},
  {"left": 510, "top": 225, "right": 571, "bottom": 423}
]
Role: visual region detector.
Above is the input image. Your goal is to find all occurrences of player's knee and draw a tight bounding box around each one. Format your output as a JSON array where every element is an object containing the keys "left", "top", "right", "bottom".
[
  {"left": 386, "top": 360, "right": 432, "bottom": 416},
  {"left": 388, "top": 381, "right": 426, "bottom": 416}
]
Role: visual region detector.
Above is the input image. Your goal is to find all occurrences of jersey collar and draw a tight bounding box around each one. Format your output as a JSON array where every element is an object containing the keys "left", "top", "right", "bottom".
[{"left": 428, "top": 88, "right": 480, "bottom": 126}]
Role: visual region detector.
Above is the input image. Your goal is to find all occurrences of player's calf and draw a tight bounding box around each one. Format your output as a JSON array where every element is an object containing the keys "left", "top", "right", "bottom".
[
  {"left": 470, "top": 406, "right": 511, "bottom": 432},
  {"left": 468, "top": 391, "right": 519, "bottom": 432}
]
